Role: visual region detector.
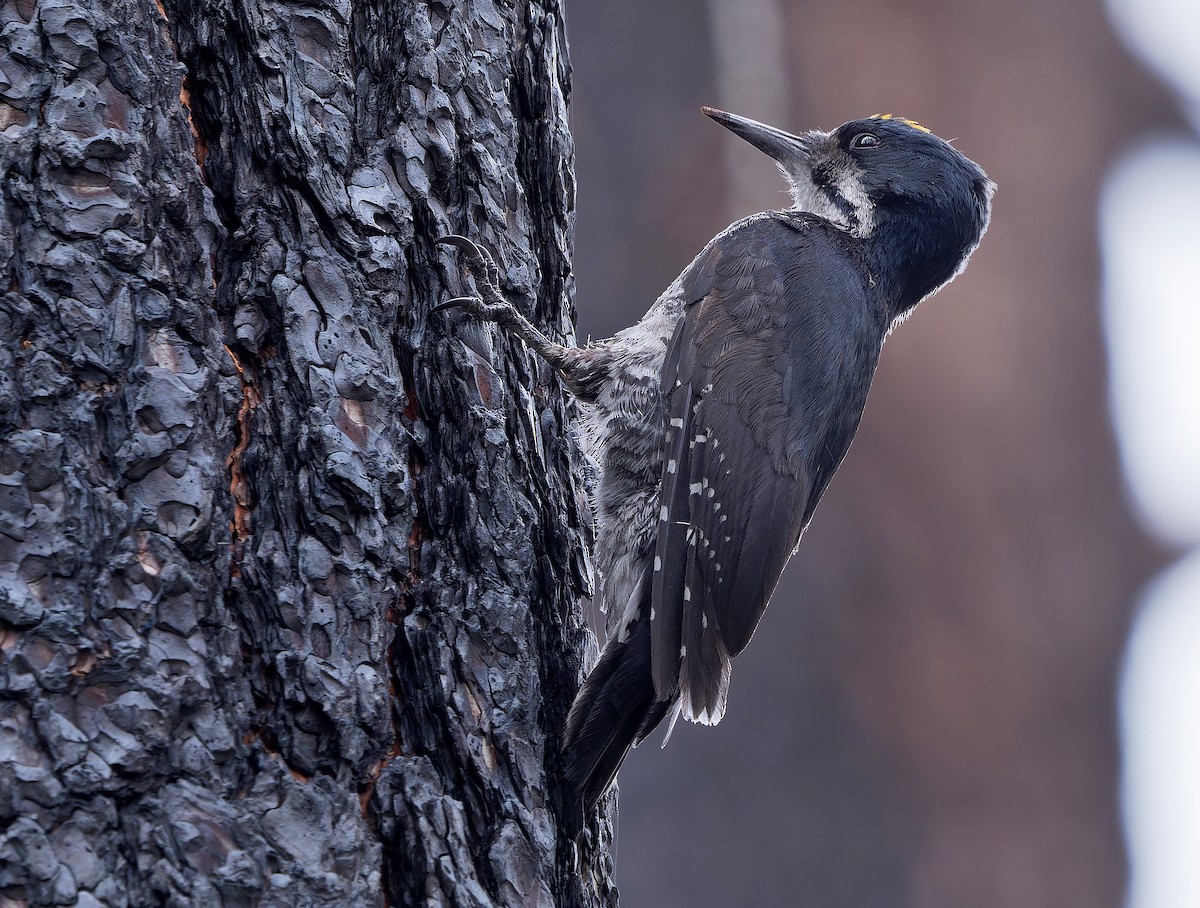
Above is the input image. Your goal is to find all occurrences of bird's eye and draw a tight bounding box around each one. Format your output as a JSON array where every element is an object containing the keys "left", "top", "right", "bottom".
[{"left": 851, "top": 133, "right": 879, "bottom": 149}]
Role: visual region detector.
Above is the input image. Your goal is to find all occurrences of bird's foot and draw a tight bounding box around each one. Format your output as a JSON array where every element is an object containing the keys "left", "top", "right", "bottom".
[
  {"left": 434, "top": 235, "right": 523, "bottom": 329},
  {"left": 436, "top": 233, "right": 589, "bottom": 388}
]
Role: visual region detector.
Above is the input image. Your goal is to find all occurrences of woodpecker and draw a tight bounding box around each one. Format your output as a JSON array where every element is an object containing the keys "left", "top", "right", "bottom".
[{"left": 437, "top": 108, "right": 994, "bottom": 837}]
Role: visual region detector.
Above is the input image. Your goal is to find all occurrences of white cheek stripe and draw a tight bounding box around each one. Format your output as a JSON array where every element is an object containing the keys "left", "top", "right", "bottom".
[
  {"left": 785, "top": 163, "right": 848, "bottom": 230},
  {"left": 834, "top": 170, "right": 876, "bottom": 237},
  {"left": 786, "top": 160, "right": 876, "bottom": 239}
]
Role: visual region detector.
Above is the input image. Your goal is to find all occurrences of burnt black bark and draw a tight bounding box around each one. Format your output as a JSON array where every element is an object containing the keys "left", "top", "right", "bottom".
[{"left": 0, "top": 0, "right": 616, "bottom": 904}]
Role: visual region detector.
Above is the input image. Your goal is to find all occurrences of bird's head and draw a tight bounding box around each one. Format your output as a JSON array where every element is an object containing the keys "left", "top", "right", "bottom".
[{"left": 703, "top": 107, "right": 995, "bottom": 312}]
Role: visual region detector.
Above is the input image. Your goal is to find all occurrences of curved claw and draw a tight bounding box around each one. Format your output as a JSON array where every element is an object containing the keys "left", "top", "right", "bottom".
[
  {"left": 431, "top": 296, "right": 480, "bottom": 315},
  {"left": 435, "top": 234, "right": 507, "bottom": 323},
  {"left": 435, "top": 234, "right": 487, "bottom": 262}
]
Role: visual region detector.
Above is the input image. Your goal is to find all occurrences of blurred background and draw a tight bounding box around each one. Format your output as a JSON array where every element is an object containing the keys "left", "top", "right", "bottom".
[{"left": 565, "top": 0, "right": 1199, "bottom": 905}]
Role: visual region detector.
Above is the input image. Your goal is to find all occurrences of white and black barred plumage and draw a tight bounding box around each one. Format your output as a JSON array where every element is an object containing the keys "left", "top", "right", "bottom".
[{"left": 438, "top": 109, "right": 994, "bottom": 838}]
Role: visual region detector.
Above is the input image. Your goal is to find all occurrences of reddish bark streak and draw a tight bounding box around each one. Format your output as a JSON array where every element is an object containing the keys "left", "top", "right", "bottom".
[{"left": 225, "top": 345, "right": 260, "bottom": 545}]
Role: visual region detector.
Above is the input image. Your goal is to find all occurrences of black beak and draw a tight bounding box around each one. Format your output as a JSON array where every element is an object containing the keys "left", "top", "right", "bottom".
[{"left": 701, "top": 107, "right": 817, "bottom": 167}]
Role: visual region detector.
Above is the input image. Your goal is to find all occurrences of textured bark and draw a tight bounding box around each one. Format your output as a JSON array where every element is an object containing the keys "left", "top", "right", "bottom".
[{"left": 0, "top": 0, "right": 616, "bottom": 905}]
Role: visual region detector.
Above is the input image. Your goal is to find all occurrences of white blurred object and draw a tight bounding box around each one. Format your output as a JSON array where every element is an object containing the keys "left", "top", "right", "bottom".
[
  {"left": 1100, "top": 138, "right": 1200, "bottom": 547},
  {"left": 1107, "top": 0, "right": 1200, "bottom": 125},
  {"left": 1103, "top": 5, "right": 1200, "bottom": 908},
  {"left": 1120, "top": 551, "right": 1200, "bottom": 908}
]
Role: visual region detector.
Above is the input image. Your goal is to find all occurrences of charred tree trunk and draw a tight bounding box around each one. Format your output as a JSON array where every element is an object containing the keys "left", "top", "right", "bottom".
[{"left": 0, "top": 0, "right": 616, "bottom": 904}]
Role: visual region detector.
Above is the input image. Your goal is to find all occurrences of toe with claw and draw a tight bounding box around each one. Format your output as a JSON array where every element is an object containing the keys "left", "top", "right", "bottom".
[
  {"left": 435, "top": 233, "right": 582, "bottom": 381},
  {"left": 434, "top": 235, "right": 518, "bottom": 326}
]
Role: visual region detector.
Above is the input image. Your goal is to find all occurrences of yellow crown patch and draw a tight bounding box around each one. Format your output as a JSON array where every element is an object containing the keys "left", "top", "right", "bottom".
[{"left": 869, "top": 113, "right": 932, "bottom": 133}]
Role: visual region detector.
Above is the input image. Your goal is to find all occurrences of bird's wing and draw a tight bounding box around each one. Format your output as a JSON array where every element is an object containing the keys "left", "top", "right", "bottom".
[{"left": 650, "top": 214, "right": 881, "bottom": 723}]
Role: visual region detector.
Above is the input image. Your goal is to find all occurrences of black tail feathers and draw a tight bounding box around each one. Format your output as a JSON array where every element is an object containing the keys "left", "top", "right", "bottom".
[{"left": 560, "top": 613, "right": 673, "bottom": 838}]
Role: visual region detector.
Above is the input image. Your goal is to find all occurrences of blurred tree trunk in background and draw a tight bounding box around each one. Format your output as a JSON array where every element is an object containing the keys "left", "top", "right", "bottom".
[{"left": 0, "top": 0, "right": 617, "bottom": 905}]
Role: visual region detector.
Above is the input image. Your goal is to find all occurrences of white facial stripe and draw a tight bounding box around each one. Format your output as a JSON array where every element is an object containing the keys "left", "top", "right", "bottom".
[
  {"left": 783, "top": 146, "right": 877, "bottom": 238},
  {"left": 783, "top": 163, "right": 850, "bottom": 230},
  {"left": 833, "top": 170, "right": 876, "bottom": 237}
]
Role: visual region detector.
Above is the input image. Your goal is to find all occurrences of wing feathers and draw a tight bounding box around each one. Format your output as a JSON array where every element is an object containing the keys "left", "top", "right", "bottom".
[
  {"left": 650, "top": 373, "right": 693, "bottom": 700},
  {"left": 649, "top": 215, "right": 879, "bottom": 721},
  {"left": 679, "top": 548, "right": 732, "bottom": 724}
]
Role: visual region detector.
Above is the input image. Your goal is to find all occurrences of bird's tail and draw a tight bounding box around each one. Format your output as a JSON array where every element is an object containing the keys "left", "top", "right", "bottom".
[{"left": 560, "top": 607, "right": 672, "bottom": 838}]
